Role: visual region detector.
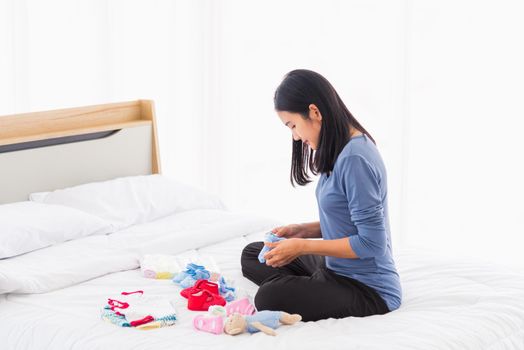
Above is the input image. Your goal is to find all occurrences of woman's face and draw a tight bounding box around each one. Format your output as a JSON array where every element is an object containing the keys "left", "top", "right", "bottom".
[{"left": 277, "top": 105, "right": 322, "bottom": 150}]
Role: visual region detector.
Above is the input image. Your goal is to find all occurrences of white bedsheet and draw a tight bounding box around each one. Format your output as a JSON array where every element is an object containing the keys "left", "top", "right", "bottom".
[{"left": 1, "top": 209, "right": 524, "bottom": 349}]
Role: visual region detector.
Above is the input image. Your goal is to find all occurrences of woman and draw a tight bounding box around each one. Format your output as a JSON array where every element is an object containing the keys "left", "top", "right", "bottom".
[{"left": 241, "top": 69, "right": 401, "bottom": 322}]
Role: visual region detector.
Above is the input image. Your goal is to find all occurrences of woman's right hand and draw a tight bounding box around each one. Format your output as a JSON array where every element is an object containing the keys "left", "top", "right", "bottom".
[{"left": 271, "top": 224, "right": 305, "bottom": 239}]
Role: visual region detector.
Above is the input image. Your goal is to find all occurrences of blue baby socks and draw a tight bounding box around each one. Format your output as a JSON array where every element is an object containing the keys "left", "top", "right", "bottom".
[
  {"left": 172, "top": 263, "right": 211, "bottom": 288},
  {"left": 258, "top": 232, "right": 286, "bottom": 263}
]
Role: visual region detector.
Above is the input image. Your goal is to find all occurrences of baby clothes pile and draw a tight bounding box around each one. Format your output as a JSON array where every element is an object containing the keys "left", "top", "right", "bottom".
[
  {"left": 173, "top": 263, "right": 236, "bottom": 302},
  {"left": 140, "top": 254, "right": 182, "bottom": 279},
  {"left": 140, "top": 254, "right": 222, "bottom": 281},
  {"left": 101, "top": 256, "right": 240, "bottom": 332},
  {"left": 101, "top": 290, "right": 177, "bottom": 330}
]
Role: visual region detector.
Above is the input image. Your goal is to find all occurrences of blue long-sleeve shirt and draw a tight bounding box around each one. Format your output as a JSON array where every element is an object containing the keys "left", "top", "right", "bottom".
[{"left": 315, "top": 134, "right": 402, "bottom": 311}]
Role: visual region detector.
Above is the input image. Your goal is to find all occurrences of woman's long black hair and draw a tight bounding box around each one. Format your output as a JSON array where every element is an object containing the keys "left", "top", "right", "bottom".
[{"left": 274, "top": 69, "right": 375, "bottom": 186}]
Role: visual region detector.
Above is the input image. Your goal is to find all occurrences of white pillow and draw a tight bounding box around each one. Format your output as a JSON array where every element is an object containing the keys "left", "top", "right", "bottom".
[
  {"left": 0, "top": 201, "right": 114, "bottom": 259},
  {"left": 29, "top": 174, "right": 227, "bottom": 230}
]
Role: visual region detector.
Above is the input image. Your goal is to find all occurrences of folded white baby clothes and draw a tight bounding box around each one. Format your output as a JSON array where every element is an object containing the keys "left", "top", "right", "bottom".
[
  {"left": 125, "top": 296, "right": 177, "bottom": 324},
  {"left": 105, "top": 290, "right": 177, "bottom": 328},
  {"left": 140, "top": 253, "right": 221, "bottom": 280},
  {"left": 107, "top": 290, "right": 143, "bottom": 314},
  {"left": 140, "top": 254, "right": 182, "bottom": 279}
]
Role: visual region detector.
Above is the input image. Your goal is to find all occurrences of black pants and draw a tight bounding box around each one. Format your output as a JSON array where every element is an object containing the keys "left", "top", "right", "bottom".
[{"left": 241, "top": 241, "right": 390, "bottom": 322}]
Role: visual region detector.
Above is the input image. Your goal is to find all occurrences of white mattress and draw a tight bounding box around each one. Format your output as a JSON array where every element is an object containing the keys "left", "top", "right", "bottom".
[{"left": 1, "top": 209, "right": 524, "bottom": 350}]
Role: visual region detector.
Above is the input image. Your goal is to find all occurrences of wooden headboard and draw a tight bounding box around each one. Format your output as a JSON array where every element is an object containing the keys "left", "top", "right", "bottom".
[{"left": 0, "top": 100, "right": 161, "bottom": 204}]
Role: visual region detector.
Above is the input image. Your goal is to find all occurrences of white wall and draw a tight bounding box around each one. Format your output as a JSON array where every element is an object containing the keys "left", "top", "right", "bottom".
[
  {"left": 403, "top": 1, "right": 524, "bottom": 265},
  {"left": 1, "top": 0, "right": 523, "bottom": 265}
]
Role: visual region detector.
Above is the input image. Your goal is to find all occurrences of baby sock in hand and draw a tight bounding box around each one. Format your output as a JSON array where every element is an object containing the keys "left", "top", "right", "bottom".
[{"left": 258, "top": 232, "right": 286, "bottom": 263}]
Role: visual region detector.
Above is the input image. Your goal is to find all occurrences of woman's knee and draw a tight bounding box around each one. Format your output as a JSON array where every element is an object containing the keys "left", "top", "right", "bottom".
[
  {"left": 240, "top": 242, "right": 264, "bottom": 280},
  {"left": 254, "top": 282, "right": 275, "bottom": 311},
  {"left": 253, "top": 275, "right": 287, "bottom": 311},
  {"left": 240, "top": 241, "right": 263, "bottom": 266}
]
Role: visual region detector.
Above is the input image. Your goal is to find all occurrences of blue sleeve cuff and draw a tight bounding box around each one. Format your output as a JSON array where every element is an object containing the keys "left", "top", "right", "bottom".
[
  {"left": 348, "top": 229, "right": 387, "bottom": 258},
  {"left": 348, "top": 235, "right": 365, "bottom": 258}
]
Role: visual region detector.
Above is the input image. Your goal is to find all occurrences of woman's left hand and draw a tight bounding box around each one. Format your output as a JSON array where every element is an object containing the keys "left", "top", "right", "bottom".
[{"left": 264, "top": 238, "right": 305, "bottom": 268}]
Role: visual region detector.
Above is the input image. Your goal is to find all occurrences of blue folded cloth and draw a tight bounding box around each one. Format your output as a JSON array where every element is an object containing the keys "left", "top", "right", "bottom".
[
  {"left": 172, "top": 263, "right": 210, "bottom": 288},
  {"left": 258, "top": 232, "right": 286, "bottom": 263}
]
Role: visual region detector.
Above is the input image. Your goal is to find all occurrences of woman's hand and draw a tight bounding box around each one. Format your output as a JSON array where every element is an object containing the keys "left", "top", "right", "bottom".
[
  {"left": 271, "top": 224, "right": 305, "bottom": 238},
  {"left": 263, "top": 238, "right": 305, "bottom": 268}
]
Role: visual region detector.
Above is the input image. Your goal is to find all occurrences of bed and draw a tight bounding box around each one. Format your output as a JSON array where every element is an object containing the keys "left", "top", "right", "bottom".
[{"left": 1, "top": 101, "right": 523, "bottom": 350}]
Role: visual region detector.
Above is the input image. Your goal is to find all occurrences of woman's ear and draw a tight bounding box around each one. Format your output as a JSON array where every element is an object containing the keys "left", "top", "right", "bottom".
[{"left": 308, "top": 104, "right": 322, "bottom": 121}]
